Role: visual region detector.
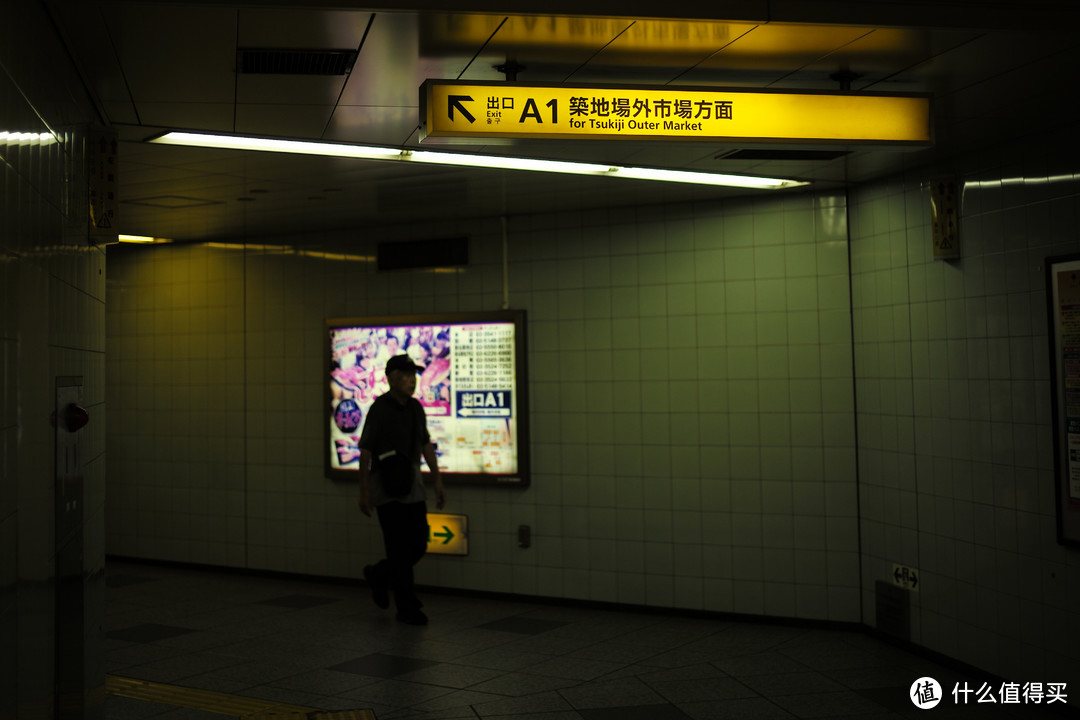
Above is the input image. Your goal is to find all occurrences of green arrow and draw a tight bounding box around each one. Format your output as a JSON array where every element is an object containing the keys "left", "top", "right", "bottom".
[{"left": 432, "top": 526, "right": 454, "bottom": 544}]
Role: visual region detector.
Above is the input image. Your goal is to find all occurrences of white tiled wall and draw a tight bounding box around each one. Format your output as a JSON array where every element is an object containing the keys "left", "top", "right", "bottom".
[
  {"left": 850, "top": 126, "right": 1080, "bottom": 683},
  {"left": 106, "top": 191, "right": 861, "bottom": 621},
  {"left": 1, "top": 2, "right": 106, "bottom": 716}
]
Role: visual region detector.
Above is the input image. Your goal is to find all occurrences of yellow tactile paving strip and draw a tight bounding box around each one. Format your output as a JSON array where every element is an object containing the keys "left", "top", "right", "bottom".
[
  {"left": 254, "top": 713, "right": 376, "bottom": 720},
  {"left": 105, "top": 675, "right": 376, "bottom": 720},
  {"left": 247, "top": 713, "right": 376, "bottom": 720}
]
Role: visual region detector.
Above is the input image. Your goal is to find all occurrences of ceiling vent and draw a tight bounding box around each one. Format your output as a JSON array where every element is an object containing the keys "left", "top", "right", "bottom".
[
  {"left": 237, "top": 48, "right": 358, "bottom": 76},
  {"left": 379, "top": 237, "right": 468, "bottom": 272},
  {"left": 716, "top": 149, "right": 851, "bottom": 161}
]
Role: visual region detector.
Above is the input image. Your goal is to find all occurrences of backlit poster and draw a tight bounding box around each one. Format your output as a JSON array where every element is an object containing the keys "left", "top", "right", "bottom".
[
  {"left": 325, "top": 311, "right": 528, "bottom": 486},
  {"left": 1047, "top": 255, "right": 1080, "bottom": 546}
]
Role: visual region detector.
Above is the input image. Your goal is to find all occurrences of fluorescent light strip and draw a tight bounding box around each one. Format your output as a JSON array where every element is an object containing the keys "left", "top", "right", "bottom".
[
  {"left": 0, "top": 131, "right": 58, "bottom": 145},
  {"left": 406, "top": 149, "right": 613, "bottom": 176},
  {"left": 610, "top": 166, "right": 792, "bottom": 189},
  {"left": 150, "top": 131, "right": 808, "bottom": 190},
  {"left": 154, "top": 131, "right": 402, "bottom": 159}
]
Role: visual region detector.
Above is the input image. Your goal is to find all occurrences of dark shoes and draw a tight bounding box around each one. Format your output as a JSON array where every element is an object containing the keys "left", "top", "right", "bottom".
[
  {"left": 363, "top": 565, "right": 389, "bottom": 610},
  {"left": 364, "top": 564, "right": 427, "bottom": 625},
  {"left": 396, "top": 609, "right": 428, "bottom": 626}
]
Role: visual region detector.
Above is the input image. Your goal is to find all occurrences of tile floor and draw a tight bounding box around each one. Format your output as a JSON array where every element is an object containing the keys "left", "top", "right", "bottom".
[{"left": 103, "top": 559, "right": 1069, "bottom": 720}]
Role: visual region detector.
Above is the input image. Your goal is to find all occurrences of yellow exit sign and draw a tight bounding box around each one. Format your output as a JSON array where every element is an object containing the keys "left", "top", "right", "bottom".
[
  {"left": 427, "top": 513, "right": 468, "bottom": 556},
  {"left": 421, "top": 80, "right": 931, "bottom": 145}
]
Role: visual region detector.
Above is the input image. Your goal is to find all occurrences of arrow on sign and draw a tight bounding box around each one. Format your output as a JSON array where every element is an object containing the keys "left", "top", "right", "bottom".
[
  {"left": 893, "top": 566, "right": 918, "bottom": 588},
  {"left": 448, "top": 95, "right": 475, "bottom": 123},
  {"left": 432, "top": 526, "right": 455, "bottom": 545}
]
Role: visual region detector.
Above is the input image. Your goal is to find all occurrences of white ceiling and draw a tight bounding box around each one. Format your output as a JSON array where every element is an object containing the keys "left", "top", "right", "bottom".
[{"left": 43, "top": 0, "right": 1080, "bottom": 242}]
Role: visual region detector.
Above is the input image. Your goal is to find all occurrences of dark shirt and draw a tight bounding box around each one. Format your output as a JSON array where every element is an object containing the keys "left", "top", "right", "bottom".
[
  {"left": 359, "top": 393, "right": 430, "bottom": 461},
  {"left": 358, "top": 393, "right": 431, "bottom": 505}
]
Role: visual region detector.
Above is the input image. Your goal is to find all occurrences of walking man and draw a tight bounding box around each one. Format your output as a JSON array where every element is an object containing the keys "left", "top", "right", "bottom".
[{"left": 358, "top": 354, "right": 446, "bottom": 625}]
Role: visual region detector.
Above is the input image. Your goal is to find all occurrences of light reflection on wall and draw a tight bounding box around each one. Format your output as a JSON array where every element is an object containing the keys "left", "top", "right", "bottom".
[
  {"left": 204, "top": 241, "right": 374, "bottom": 264},
  {"left": 197, "top": 242, "right": 467, "bottom": 271},
  {"left": 818, "top": 195, "right": 847, "bottom": 241},
  {"left": 964, "top": 173, "right": 1080, "bottom": 190},
  {"left": 420, "top": 15, "right": 918, "bottom": 61}
]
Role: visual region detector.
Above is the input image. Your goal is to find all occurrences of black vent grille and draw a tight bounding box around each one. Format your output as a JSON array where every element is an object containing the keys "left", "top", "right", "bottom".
[
  {"left": 378, "top": 237, "right": 469, "bottom": 272},
  {"left": 716, "top": 149, "right": 851, "bottom": 161},
  {"left": 237, "top": 49, "right": 358, "bottom": 76},
  {"left": 874, "top": 580, "right": 911, "bottom": 642}
]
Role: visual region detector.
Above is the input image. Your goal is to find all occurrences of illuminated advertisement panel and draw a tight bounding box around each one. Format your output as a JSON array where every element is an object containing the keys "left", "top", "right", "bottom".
[
  {"left": 325, "top": 310, "right": 528, "bottom": 486},
  {"left": 1047, "top": 256, "right": 1080, "bottom": 546}
]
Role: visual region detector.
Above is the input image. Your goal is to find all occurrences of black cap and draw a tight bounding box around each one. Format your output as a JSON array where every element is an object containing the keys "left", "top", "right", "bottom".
[{"left": 385, "top": 354, "right": 424, "bottom": 375}]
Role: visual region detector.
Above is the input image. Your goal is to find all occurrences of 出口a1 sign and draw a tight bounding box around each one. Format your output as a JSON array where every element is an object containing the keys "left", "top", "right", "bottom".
[
  {"left": 427, "top": 513, "right": 468, "bottom": 556},
  {"left": 420, "top": 80, "right": 931, "bottom": 145}
]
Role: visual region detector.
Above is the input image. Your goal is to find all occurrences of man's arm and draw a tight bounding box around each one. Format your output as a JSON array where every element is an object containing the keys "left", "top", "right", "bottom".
[
  {"left": 357, "top": 449, "right": 374, "bottom": 516},
  {"left": 422, "top": 442, "right": 445, "bottom": 510}
]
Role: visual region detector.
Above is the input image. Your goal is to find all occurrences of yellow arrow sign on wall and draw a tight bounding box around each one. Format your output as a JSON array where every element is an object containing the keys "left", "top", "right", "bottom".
[
  {"left": 426, "top": 512, "right": 468, "bottom": 556},
  {"left": 421, "top": 80, "right": 931, "bottom": 145}
]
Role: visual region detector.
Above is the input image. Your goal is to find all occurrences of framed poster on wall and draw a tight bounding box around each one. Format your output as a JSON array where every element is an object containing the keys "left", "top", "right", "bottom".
[
  {"left": 1046, "top": 255, "right": 1080, "bottom": 546},
  {"left": 325, "top": 310, "right": 529, "bottom": 487}
]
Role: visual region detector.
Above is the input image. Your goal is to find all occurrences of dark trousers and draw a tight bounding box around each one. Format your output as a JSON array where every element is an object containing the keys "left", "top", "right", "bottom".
[{"left": 372, "top": 501, "right": 428, "bottom": 611}]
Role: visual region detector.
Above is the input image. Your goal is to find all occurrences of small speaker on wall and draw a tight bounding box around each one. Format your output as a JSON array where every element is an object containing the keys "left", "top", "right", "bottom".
[{"left": 377, "top": 237, "right": 469, "bottom": 271}]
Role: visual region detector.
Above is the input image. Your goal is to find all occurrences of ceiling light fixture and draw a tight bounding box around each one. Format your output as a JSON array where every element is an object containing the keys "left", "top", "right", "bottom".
[
  {"left": 149, "top": 131, "right": 809, "bottom": 191},
  {"left": 118, "top": 234, "right": 172, "bottom": 243}
]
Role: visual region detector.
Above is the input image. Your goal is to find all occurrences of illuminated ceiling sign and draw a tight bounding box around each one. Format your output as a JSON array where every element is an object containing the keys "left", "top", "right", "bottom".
[{"left": 421, "top": 80, "right": 931, "bottom": 145}]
